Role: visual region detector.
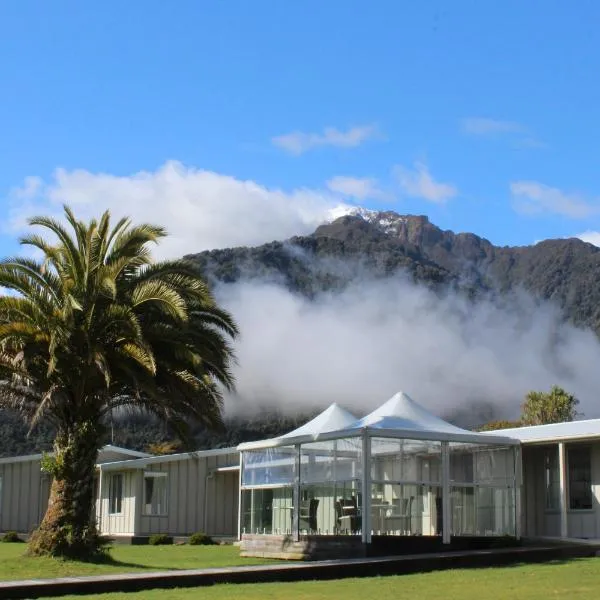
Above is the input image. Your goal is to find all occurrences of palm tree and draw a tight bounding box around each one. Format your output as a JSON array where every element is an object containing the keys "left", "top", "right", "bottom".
[{"left": 0, "top": 206, "right": 238, "bottom": 558}]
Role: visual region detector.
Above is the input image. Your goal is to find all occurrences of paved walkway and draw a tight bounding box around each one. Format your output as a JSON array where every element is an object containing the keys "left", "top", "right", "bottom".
[{"left": 0, "top": 543, "right": 597, "bottom": 599}]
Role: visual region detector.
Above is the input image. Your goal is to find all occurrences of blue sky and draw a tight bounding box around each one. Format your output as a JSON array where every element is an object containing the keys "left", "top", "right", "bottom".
[{"left": 2, "top": 0, "right": 600, "bottom": 257}]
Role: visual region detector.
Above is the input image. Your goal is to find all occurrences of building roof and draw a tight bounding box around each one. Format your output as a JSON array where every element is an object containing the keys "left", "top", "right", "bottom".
[
  {"left": 238, "top": 403, "right": 359, "bottom": 451},
  {"left": 338, "top": 391, "right": 518, "bottom": 445},
  {"left": 347, "top": 392, "right": 477, "bottom": 436},
  {"left": 98, "top": 446, "right": 239, "bottom": 471},
  {"left": 0, "top": 444, "right": 152, "bottom": 466},
  {"left": 280, "top": 403, "right": 359, "bottom": 438},
  {"left": 239, "top": 392, "right": 518, "bottom": 450},
  {"left": 482, "top": 418, "right": 600, "bottom": 444}
]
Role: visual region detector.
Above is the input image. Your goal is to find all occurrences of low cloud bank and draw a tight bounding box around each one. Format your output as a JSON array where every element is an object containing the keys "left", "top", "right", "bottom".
[{"left": 218, "top": 274, "right": 600, "bottom": 424}]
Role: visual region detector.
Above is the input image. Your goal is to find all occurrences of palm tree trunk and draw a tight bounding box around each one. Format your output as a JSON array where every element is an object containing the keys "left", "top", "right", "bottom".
[{"left": 28, "top": 425, "right": 104, "bottom": 558}]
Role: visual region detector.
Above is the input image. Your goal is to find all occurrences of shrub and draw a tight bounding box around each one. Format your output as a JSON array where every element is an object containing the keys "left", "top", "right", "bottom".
[
  {"left": 2, "top": 531, "right": 23, "bottom": 543},
  {"left": 148, "top": 534, "right": 173, "bottom": 546},
  {"left": 188, "top": 531, "right": 215, "bottom": 546}
]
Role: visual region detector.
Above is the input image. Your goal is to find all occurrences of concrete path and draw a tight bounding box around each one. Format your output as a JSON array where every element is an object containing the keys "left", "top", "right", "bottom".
[{"left": 0, "top": 543, "right": 597, "bottom": 599}]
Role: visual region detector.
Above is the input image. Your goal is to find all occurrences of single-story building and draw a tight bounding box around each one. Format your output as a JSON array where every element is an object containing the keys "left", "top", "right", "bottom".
[
  {"left": 96, "top": 447, "right": 239, "bottom": 539},
  {"left": 0, "top": 444, "right": 240, "bottom": 540},
  {"left": 486, "top": 419, "right": 600, "bottom": 539},
  {"left": 0, "top": 445, "right": 150, "bottom": 535},
  {"left": 1, "top": 392, "right": 600, "bottom": 552}
]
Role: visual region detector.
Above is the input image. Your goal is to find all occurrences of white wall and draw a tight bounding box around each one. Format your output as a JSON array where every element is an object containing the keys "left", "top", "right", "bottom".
[
  {"left": 522, "top": 441, "right": 600, "bottom": 539},
  {"left": 0, "top": 458, "right": 50, "bottom": 533},
  {"left": 136, "top": 451, "right": 239, "bottom": 537},
  {"left": 97, "top": 470, "right": 137, "bottom": 536}
]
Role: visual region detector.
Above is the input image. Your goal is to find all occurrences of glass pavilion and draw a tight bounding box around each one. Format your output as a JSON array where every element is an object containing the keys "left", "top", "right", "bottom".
[{"left": 238, "top": 393, "right": 521, "bottom": 545}]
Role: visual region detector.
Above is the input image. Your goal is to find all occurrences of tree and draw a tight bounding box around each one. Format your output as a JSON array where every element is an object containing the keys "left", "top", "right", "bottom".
[
  {"left": 0, "top": 207, "right": 238, "bottom": 558},
  {"left": 520, "top": 385, "right": 579, "bottom": 426},
  {"left": 476, "top": 419, "right": 522, "bottom": 432}
]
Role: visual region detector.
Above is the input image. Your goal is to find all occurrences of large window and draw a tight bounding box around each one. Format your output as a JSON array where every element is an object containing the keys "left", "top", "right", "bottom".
[
  {"left": 544, "top": 448, "right": 559, "bottom": 511},
  {"left": 143, "top": 472, "right": 168, "bottom": 516},
  {"left": 108, "top": 473, "right": 123, "bottom": 514},
  {"left": 568, "top": 446, "right": 592, "bottom": 510}
]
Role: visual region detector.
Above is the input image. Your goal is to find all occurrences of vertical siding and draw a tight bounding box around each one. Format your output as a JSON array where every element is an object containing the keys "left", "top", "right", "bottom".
[
  {"left": 522, "top": 442, "right": 600, "bottom": 539},
  {"left": 0, "top": 459, "right": 46, "bottom": 534},
  {"left": 136, "top": 452, "right": 239, "bottom": 537},
  {"left": 98, "top": 471, "right": 136, "bottom": 535}
]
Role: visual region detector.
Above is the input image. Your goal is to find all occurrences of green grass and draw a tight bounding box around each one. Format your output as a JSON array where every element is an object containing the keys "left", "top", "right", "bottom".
[
  {"left": 0, "top": 543, "right": 272, "bottom": 581},
  {"left": 36, "top": 558, "right": 600, "bottom": 600}
]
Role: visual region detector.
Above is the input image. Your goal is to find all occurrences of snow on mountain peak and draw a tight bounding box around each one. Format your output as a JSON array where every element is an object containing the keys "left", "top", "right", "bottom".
[{"left": 325, "top": 205, "right": 407, "bottom": 234}]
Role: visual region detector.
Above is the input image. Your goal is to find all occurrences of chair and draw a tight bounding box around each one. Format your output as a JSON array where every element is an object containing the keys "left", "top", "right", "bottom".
[
  {"left": 299, "top": 498, "right": 319, "bottom": 532},
  {"left": 385, "top": 496, "right": 413, "bottom": 534},
  {"left": 336, "top": 496, "right": 360, "bottom": 534}
]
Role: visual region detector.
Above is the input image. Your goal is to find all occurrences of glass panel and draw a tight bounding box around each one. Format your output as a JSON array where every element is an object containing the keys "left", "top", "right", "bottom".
[
  {"left": 242, "top": 447, "right": 296, "bottom": 487},
  {"left": 451, "top": 486, "right": 516, "bottom": 536},
  {"left": 371, "top": 483, "right": 442, "bottom": 536},
  {"left": 143, "top": 475, "right": 168, "bottom": 515},
  {"left": 450, "top": 443, "right": 515, "bottom": 486},
  {"left": 300, "top": 438, "right": 362, "bottom": 484},
  {"left": 568, "top": 445, "right": 592, "bottom": 510},
  {"left": 300, "top": 481, "right": 361, "bottom": 535},
  {"left": 241, "top": 487, "right": 293, "bottom": 535},
  {"left": 109, "top": 474, "right": 123, "bottom": 514},
  {"left": 545, "top": 447, "right": 559, "bottom": 510},
  {"left": 474, "top": 447, "right": 516, "bottom": 486},
  {"left": 371, "top": 439, "right": 442, "bottom": 484},
  {"left": 449, "top": 445, "right": 474, "bottom": 484}
]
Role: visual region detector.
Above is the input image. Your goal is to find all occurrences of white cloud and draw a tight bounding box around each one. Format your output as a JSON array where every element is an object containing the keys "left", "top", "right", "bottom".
[
  {"left": 326, "top": 176, "right": 387, "bottom": 200},
  {"left": 220, "top": 274, "right": 600, "bottom": 420},
  {"left": 462, "top": 117, "right": 546, "bottom": 149},
  {"left": 510, "top": 181, "right": 599, "bottom": 219},
  {"left": 394, "top": 162, "right": 457, "bottom": 204},
  {"left": 461, "top": 117, "right": 525, "bottom": 136},
  {"left": 575, "top": 231, "right": 600, "bottom": 247},
  {"left": 6, "top": 161, "right": 354, "bottom": 258},
  {"left": 272, "top": 124, "right": 379, "bottom": 155}
]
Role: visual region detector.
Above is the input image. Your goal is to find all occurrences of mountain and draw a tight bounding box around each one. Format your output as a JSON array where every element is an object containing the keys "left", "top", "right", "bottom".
[
  {"left": 2, "top": 210, "right": 599, "bottom": 456},
  {"left": 188, "top": 209, "right": 600, "bottom": 334}
]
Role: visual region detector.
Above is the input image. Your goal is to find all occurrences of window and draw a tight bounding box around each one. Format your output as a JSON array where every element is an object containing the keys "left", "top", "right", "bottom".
[
  {"left": 568, "top": 446, "right": 592, "bottom": 510},
  {"left": 108, "top": 474, "right": 123, "bottom": 514},
  {"left": 544, "top": 448, "right": 559, "bottom": 511},
  {"left": 143, "top": 472, "right": 168, "bottom": 516},
  {"left": 450, "top": 452, "right": 474, "bottom": 484}
]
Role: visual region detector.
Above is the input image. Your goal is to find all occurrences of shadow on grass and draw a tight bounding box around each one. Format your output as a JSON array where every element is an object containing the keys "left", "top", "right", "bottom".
[{"left": 14, "top": 548, "right": 188, "bottom": 573}]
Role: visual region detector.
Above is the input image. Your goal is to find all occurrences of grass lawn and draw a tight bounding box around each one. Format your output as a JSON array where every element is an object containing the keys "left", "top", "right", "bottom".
[
  {"left": 0, "top": 542, "right": 272, "bottom": 581},
  {"left": 36, "top": 558, "right": 600, "bottom": 600}
]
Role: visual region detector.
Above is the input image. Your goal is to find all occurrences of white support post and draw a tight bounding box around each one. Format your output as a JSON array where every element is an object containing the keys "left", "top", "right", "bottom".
[
  {"left": 514, "top": 446, "right": 522, "bottom": 540},
  {"left": 293, "top": 444, "right": 300, "bottom": 541},
  {"left": 361, "top": 432, "right": 371, "bottom": 544},
  {"left": 97, "top": 468, "right": 103, "bottom": 535},
  {"left": 237, "top": 453, "right": 243, "bottom": 540},
  {"left": 558, "top": 442, "right": 568, "bottom": 538},
  {"left": 441, "top": 441, "right": 451, "bottom": 544}
]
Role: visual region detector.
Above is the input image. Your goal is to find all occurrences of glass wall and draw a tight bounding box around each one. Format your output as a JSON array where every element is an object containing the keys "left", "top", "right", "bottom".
[
  {"left": 370, "top": 439, "right": 442, "bottom": 536},
  {"left": 300, "top": 438, "right": 362, "bottom": 535},
  {"left": 449, "top": 443, "right": 517, "bottom": 536},
  {"left": 240, "top": 446, "right": 296, "bottom": 535},
  {"left": 240, "top": 437, "right": 518, "bottom": 539}
]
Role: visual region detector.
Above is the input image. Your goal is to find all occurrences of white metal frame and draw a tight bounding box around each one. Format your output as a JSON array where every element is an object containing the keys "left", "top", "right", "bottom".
[{"left": 239, "top": 429, "right": 519, "bottom": 545}]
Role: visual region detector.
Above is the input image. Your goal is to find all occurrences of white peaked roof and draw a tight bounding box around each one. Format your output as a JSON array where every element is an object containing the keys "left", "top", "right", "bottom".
[
  {"left": 347, "top": 392, "right": 472, "bottom": 436},
  {"left": 239, "top": 393, "right": 518, "bottom": 450},
  {"left": 237, "top": 403, "right": 359, "bottom": 451},
  {"left": 280, "top": 403, "right": 359, "bottom": 438},
  {"left": 336, "top": 391, "right": 518, "bottom": 445}
]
